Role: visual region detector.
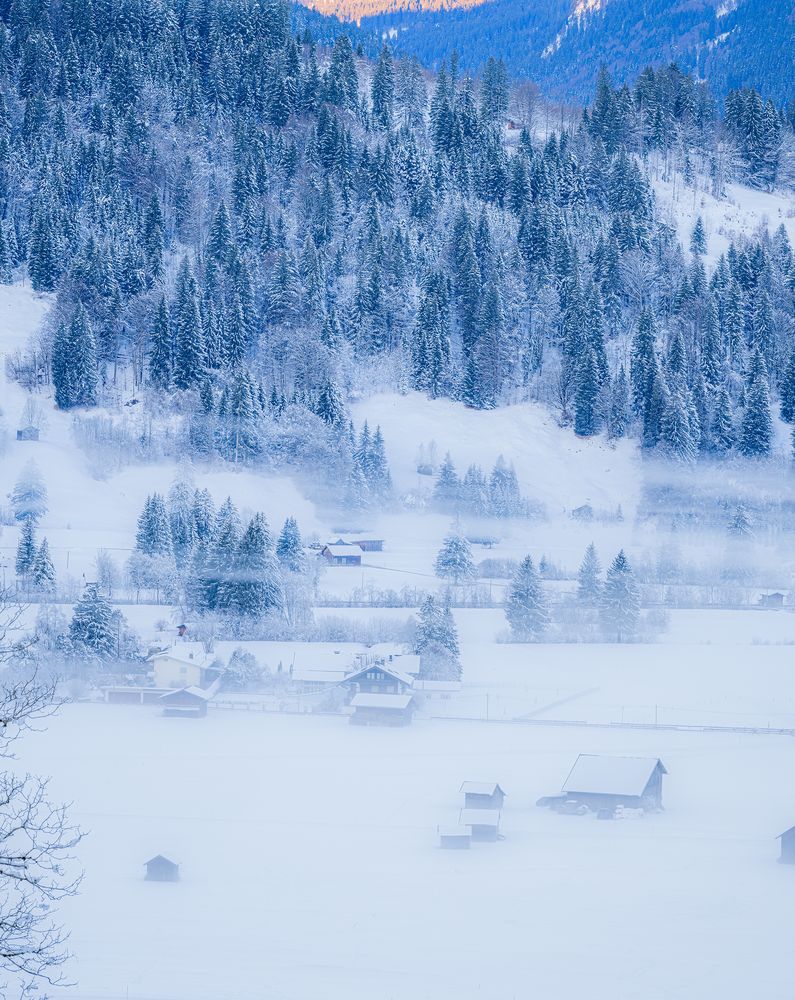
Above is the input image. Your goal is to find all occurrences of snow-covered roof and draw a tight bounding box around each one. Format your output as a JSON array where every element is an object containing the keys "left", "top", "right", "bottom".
[
  {"left": 344, "top": 662, "right": 414, "bottom": 687},
  {"left": 460, "top": 782, "right": 505, "bottom": 797},
  {"left": 323, "top": 544, "right": 363, "bottom": 557},
  {"left": 148, "top": 642, "right": 216, "bottom": 668},
  {"left": 145, "top": 855, "right": 177, "bottom": 866},
  {"left": 159, "top": 685, "right": 214, "bottom": 702},
  {"left": 459, "top": 808, "right": 500, "bottom": 827},
  {"left": 350, "top": 693, "right": 414, "bottom": 710},
  {"left": 439, "top": 826, "right": 471, "bottom": 839},
  {"left": 778, "top": 825, "right": 795, "bottom": 839},
  {"left": 562, "top": 755, "right": 667, "bottom": 797}
]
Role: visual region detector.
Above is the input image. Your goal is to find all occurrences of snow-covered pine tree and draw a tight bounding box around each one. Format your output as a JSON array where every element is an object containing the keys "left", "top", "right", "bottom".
[
  {"left": 10, "top": 461, "right": 48, "bottom": 524},
  {"left": 276, "top": 517, "right": 306, "bottom": 574},
  {"left": 577, "top": 542, "right": 602, "bottom": 605},
  {"left": 135, "top": 494, "right": 173, "bottom": 558},
  {"left": 739, "top": 350, "right": 773, "bottom": 457},
  {"left": 222, "top": 513, "right": 283, "bottom": 618},
  {"left": 15, "top": 519, "right": 37, "bottom": 581},
  {"left": 415, "top": 594, "right": 461, "bottom": 680},
  {"left": 168, "top": 477, "right": 196, "bottom": 569},
  {"left": 574, "top": 348, "right": 601, "bottom": 437},
  {"left": 31, "top": 537, "right": 56, "bottom": 593},
  {"left": 69, "top": 583, "right": 118, "bottom": 661},
  {"left": 505, "top": 555, "right": 549, "bottom": 640},
  {"left": 433, "top": 454, "right": 462, "bottom": 512},
  {"left": 600, "top": 549, "right": 640, "bottom": 642},
  {"left": 690, "top": 216, "right": 707, "bottom": 256},
  {"left": 434, "top": 531, "right": 476, "bottom": 585}
]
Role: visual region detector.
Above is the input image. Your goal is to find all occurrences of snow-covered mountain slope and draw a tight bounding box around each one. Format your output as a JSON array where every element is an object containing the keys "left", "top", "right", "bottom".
[
  {"left": 0, "top": 286, "right": 323, "bottom": 585},
  {"left": 653, "top": 173, "right": 795, "bottom": 271},
  {"left": 352, "top": 392, "right": 639, "bottom": 514}
]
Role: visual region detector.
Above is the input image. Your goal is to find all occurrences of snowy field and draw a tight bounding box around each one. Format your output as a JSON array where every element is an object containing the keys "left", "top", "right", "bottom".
[{"left": 32, "top": 704, "right": 795, "bottom": 1000}]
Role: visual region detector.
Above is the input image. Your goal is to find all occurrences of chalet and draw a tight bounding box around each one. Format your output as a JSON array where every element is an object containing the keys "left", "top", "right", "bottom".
[
  {"left": 560, "top": 755, "right": 667, "bottom": 812},
  {"left": 571, "top": 504, "right": 594, "bottom": 522},
  {"left": 144, "top": 855, "right": 179, "bottom": 882},
  {"left": 16, "top": 426, "right": 39, "bottom": 441},
  {"left": 349, "top": 692, "right": 415, "bottom": 726},
  {"left": 459, "top": 808, "right": 501, "bottom": 842},
  {"left": 159, "top": 684, "right": 216, "bottom": 718},
  {"left": 148, "top": 642, "right": 220, "bottom": 689},
  {"left": 439, "top": 826, "right": 471, "bottom": 850},
  {"left": 460, "top": 782, "right": 506, "bottom": 810},
  {"left": 349, "top": 538, "right": 384, "bottom": 552},
  {"left": 778, "top": 826, "right": 795, "bottom": 864},
  {"left": 321, "top": 543, "right": 363, "bottom": 567},
  {"left": 760, "top": 592, "right": 785, "bottom": 609},
  {"left": 343, "top": 661, "right": 414, "bottom": 695}
]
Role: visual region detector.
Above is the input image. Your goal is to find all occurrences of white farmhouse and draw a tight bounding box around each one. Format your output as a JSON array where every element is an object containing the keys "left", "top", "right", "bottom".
[{"left": 148, "top": 642, "right": 220, "bottom": 690}]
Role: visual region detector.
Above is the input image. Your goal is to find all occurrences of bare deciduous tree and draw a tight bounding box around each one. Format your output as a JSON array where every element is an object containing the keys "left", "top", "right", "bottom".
[{"left": 0, "top": 588, "right": 82, "bottom": 997}]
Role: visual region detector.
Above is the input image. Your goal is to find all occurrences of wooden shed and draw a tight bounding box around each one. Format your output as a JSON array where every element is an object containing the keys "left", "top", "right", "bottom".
[
  {"left": 460, "top": 781, "right": 506, "bottom": 810},
  {"left": 459, "top": 808, "right": 501, "bottom": 842},
  {"left": 159, "top": 686, "right": 213, "bottom": 718},
  {"left": 145, "top": 855, "right": 179, "bottom": 882},
  {"left": 760, "top": 592, "right": 785, "bottom": 609},
  {"left": 16, "top": 426, "right": 39, "bottom": 441},
  {"left": 350, "top": 538, "right": 384, "bottom": 552},
  {"left": 561, "top": 755, "right": 667, "bottom": 812},
  {"left": 349, "top": 692, "right": 415, "bottom": 727},
  {"left": 778, "top": 826, "right": 795, "bottom": 864},
  {"left": 320, "top": 543, "right": 363, "bottom": 566},
  {"left": 439, "top": 826, "right": 471, "bottom": 850}
]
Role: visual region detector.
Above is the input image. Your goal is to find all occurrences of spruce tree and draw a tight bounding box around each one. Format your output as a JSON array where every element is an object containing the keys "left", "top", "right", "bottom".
[
  {"left": 276, "top": 517, "right": 306, "bottom": 574},
  {"left": 600, "top": 550, "right": 640, "bottom": 642},
  {"left": 505, "top": 555, "right": 549, "bottom": 640},
  {"left": 434, "top": 532, "right": 476, "bottom": 585},
  {"left": 577, "top": 543, "right": 602, "bottom": 605},
  {"left": 69, "top": 583, "right": 118, "bottom": 661},
  {"left": 739, "top": 351, "right": 773, "bottom": 457},
  {"left": 31, "top": 537, "right": 56, "bottom": 593},
  {"left": 15, "top": 519, "right": 37, "bottom": 581}
]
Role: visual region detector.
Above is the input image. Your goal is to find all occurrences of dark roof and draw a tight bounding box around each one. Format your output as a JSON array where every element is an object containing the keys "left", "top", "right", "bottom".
[{"left": 145, "top": 854, "right": 178, "bottom": 866}]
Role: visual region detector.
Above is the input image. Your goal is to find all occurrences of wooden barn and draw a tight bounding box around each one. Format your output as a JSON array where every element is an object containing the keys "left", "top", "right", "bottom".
[
  {"left": 778, "top": 826, "right": 795, "bottom": 864},
  {"left": 561, "top": 755, "right": 667, "bottom": 812},
  {"left": 320, "top": 543, "right": 363, "bottom": 566},
  {"left": 144, "top": 855, "right": 179, "bottom": 882},
  {"left": 349, "top": 692, "right": 415, "bottom": 727},
  {"left": 439, "top": 826, "right": 471, "bottom": 850},
  {"left": 343, "top": 661, "right": 414, "bottom": 695},
  {"left": 760, "top": 592, "right": 785, "bottom": 609},
  {"left": 460, "top": 781, "right": 506, "bottom": 810},
  {"left": 350, "top": 538, "right": 384, "bottom": 552},
  {"left": 459, "top": 808, "right": 501, "bottom": 842},
  {"left": 159, "top": 685, "right": 214, "bottom": 718}
]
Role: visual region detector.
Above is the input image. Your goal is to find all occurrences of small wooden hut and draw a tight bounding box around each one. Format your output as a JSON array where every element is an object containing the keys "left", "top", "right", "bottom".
[
  {"left": 459, "top": 808, "right": 501, "bottom": 842},
  {"left": 144, "top": 855, "right": 179, "bottom": 882},
  {"left": 460, "top": 781, "right": 506, "bottom": 810}
]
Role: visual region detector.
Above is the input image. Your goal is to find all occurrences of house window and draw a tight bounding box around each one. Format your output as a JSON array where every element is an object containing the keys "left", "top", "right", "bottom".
[{"left": 180, "top": 666, "right": 187, "bottom": 674}]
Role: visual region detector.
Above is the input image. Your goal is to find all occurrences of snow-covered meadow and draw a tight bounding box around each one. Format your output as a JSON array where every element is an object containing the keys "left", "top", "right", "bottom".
[{"left": 32, "top": 704, "right": 795, "bottom": 1000}]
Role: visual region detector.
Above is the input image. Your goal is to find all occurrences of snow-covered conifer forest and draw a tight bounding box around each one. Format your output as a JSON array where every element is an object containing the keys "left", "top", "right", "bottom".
[{"left": 0, "top": 1, "right": 795, "bottom": 998}]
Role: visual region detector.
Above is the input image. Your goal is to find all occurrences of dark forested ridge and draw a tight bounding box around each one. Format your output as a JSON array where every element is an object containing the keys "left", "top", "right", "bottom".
[
  {"left": 0, "top": 0, "right": 794, "bottom": 505},
  {"left": 353, "top": 0, "right": 795, "bottom": 106}
]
